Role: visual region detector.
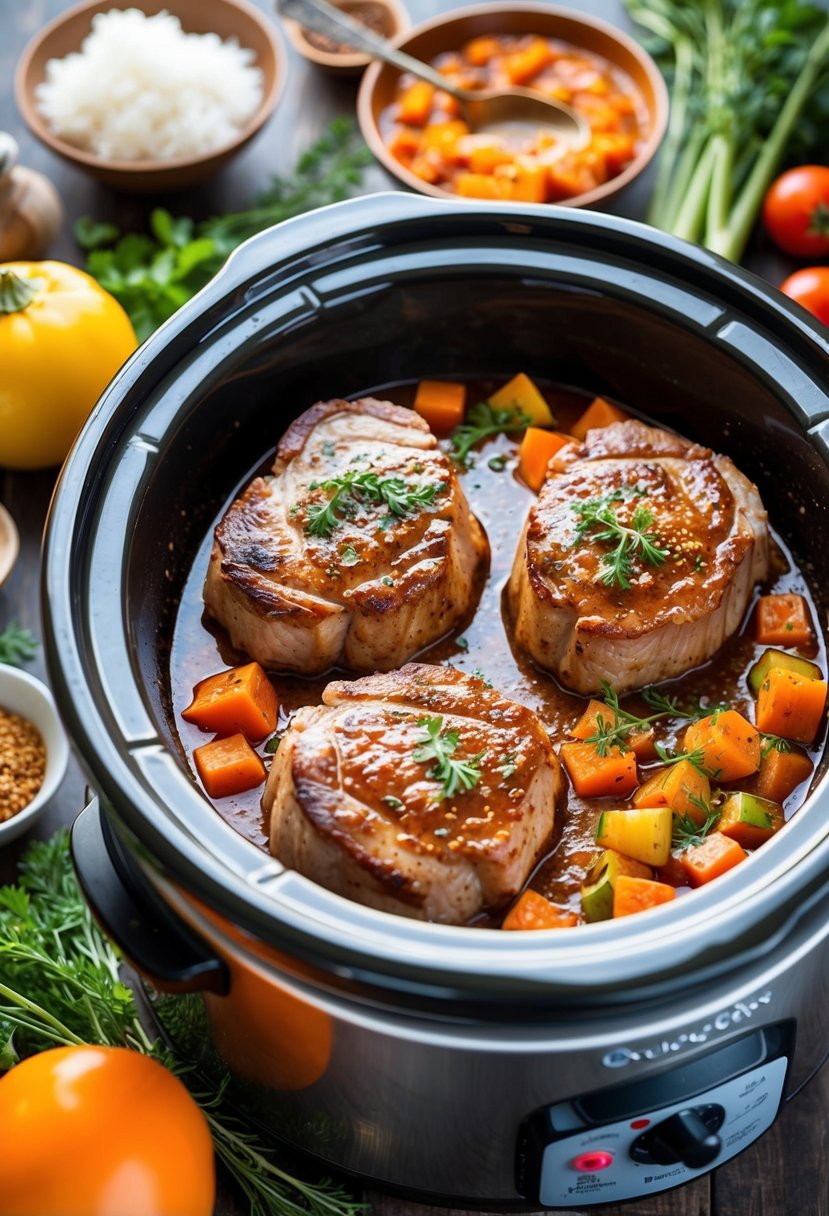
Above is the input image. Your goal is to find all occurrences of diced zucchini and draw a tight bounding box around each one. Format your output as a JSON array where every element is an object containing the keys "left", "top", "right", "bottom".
[
  {"left": 595, "top": 807, "right": 672, "bottom": 867},
  {"left": 580, "top": 849, "right": 651, "bottom": 923},
  {"left": 748, "top": 648, "right": 821, "bottom": 697},
  {"left": 717, "top": 792, "right": 784, "bottom": 849}
]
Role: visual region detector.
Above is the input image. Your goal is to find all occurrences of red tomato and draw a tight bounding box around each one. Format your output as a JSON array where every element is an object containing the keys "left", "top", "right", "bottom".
[
  {"left": 0, "top": 1046, "right": 215, "bottom": 1216},
  {"left": 762, "top": 165, "right": 829, "bottom": 258},
  {"left": 779, "top": 266, "right": 829, "bottom": 328}
]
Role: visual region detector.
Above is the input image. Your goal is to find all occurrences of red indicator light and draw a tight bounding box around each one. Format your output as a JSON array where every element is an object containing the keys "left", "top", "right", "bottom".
[
  {"left": 572, "top": 1151, "right": 614, "bottom": 1172},
  {"left": 630, "top": 1118, "right": 651, "bottom": 1129}
]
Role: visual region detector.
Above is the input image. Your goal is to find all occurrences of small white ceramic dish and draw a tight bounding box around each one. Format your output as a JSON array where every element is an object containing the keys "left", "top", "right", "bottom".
[
  {"left": 0, "top": 505, "right": 20, "bottom": 588},
  {"left": 0, "top": 664, "right": 69, "bottom": 846}
]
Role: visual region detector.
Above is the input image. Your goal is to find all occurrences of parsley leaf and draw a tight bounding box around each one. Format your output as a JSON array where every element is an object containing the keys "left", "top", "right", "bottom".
[
  {"left": 304, "top": 470, "right": 445, "bottom": 539},
  {"left": 0, "top": 622, "right": 38, "bottom": 666},
  {"left": 412, "top": 716, "right": 485, "bottom": 800},
  {"left": 450, "top": 402, "right": 531, "bottom": 468},
  {"left": 571, "top": 486, "right": 670, "bottom": 590}
]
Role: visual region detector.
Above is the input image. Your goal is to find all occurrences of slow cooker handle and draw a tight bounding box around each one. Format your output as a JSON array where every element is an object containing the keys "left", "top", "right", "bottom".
[{"left": 71, "top": 796, "right": 229, "bottom": 995}]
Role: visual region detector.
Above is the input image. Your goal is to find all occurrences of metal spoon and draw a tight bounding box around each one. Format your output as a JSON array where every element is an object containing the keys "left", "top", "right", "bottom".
[{"left": 277, "top": 0, "right": 590, "bottom": 146}]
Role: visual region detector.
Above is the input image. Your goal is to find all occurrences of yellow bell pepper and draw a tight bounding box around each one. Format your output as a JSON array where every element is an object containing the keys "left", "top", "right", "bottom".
[{"left": 0, "top": 262, "right": 137, "bottom": 470}]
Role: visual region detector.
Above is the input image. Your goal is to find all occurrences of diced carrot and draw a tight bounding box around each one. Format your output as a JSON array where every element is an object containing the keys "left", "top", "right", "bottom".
[
  {"left": 502, "top": 889, "right": 579, "bottom": 930},
  {"left": 387, "top": 127, "right": 422, "bottom": 163},
  {"left": 182, "top": 662, "right": 278, "bottom": 742},
  {"left": 488, "top": 372, "right": 555, "bottom": 426},
  {"left": 570, "top": 699, "right": 654, "bottom": 762},
  {"left": 504, "top": 37, "right": 553, "bottom": 86},
  {"left": 518, "top": 429, "right": 576, "bottom": 491},
  {"left": 755, "top": 594, "right": 814, "bottom": 648},
  {"left": 420, "top": 120, "right": 470, "bottom": 158},
  {"left": 463, "top": 35, "right": 500, "bottom": 67},
  {"left": 397, "top": 81, "right": 435, "bottom": 126},
  {"left": 468, "top": 144, "right": 513, "bottom": 175},
  {"left": 743, "top": 745, "right": 813, "bottom": 803},
  {"left": 612, "top": 875, "right": 676, "bottom": 918},
  {"left": 575, "top": 94, "right": 623, "bottom": 132},
  {"left": 680, "top": 832, "right": 747, "bottom": 887},
  {"left": 560, "top": 741, "right": 638, "bottom": 798},
  {"left": 633, "top": 761, "right": 711, "bottom": 825},
  {"left": 455, "top": 172, "right": 512, "bottom": 200},
  {"left": 570, "top": 396, "right": 629, "bottom": 440},
  {"left": 755, "top": 668, "right": 827, "bottom": 745},
  {"left": 717, "top": 792, "right": 784, "bottom": 850},
  {"left": 193, "top": 734, "right": 266, "bottom": 799},
  {"left": 683, "top": 710, "right": 761, "bottom": 782},
  {"left": 591, "top": 132, "right": 637, "bottom": 175},
  {"left": 413, "top": 380, "right": 466, "bottom": 435}
]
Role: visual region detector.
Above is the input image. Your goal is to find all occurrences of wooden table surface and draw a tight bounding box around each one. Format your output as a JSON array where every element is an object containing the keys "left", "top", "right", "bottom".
[{"left": 1, "top": 1, "right": 827, "bottom": 1214}]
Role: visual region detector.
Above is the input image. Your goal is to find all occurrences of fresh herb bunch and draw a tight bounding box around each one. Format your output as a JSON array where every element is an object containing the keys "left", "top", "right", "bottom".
[
  {"left": 625, "top": 0, "right": 829, "bottom": 260},
  {"left": 303, "top": 470, "right": 445, "bottom": 539},
  {"left": 412, "top": 716, "right": 485, "bottom": 800},
  {"left": 0, "top": 832, "right": 364, "bottom": 1216},
  {"left": 571, "top": 487, "right": 670, "bottom": 591},
  {"left": 450, "top": 402, "right": 532, "bottom": 468},
  {"left": 0, "top": 622, "right": 38, "bottom": 667},
  {"left": 75, "top": 119, "right": 372, "bottom": 341},
  {"left": 586, "top": 681, "right": 731, "bottom": 756}
]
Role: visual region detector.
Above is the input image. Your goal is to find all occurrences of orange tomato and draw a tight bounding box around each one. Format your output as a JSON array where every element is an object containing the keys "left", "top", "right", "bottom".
[{"left": 0, "top": 1046, "right": 215, "bottom": 1216}]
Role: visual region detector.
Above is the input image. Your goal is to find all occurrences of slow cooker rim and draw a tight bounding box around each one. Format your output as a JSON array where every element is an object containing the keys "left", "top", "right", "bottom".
[{"left": 43, "top": 193, "right": 829, "bottom": 1003}]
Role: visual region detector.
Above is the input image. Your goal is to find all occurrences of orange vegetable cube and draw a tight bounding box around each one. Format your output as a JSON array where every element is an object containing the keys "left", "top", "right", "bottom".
[
  {"left": 502, "top": 889, "right": 579, "bottom": 930},
  {"left": 546, "top": 155, "right": 597, "bottom": 202},
  {"left": 560, "top": 741, "right": 638, "bottom": 798},
  {"left": 755, "top": 594, "right": 814, "bottom": 648},
  {"left": 397, "top": 81, "right": 436, "bottom": 126},
  {"left": 755, "top": 668, "right": 827, "bottom": 745},
  {"left": 682, "top": 710, "right": 761, "bottom": 782},
  {"left": 182, "top": 662, "right": 278, "bottom": 742},
  {"left": 410, "top": 154, "right": 442, "bottom": 185},
  {"left": 743, "top": 745, "right": 813, "bottom": 803},
  {"left": 518, "top": 428, "right": 577, "bottom": 491},
  {"left": 571, "top": 396, "right": 629, "bottom": 440},
  {"left": 509, "top": 161, "right": 548, "bottom": 203},
  {"left": 592, "top": 132, "right": 637, "bottom": 175},
  {"left": 387, "top": 127, "right": 422, "bottom": 164},
  {"left": 420, "top": 121, "right": 470, "bottom": 159},
  {"left": 504, "top": 37, "right": 553, "bottom": 85},
  {"left": 455, "top": 172, "right": 512, "bottom": 200},
  {"left": 413, "top": 380, "right": 466, "bottom": 435},
  {"left": 194, "top": 734, "right": 266, "bottom": 799},
  {"left": 633, "top": 760, "right": 711, "bottom": 824},
  {"left": 681, "top": 832, "right": 747, "bottom": 887},
  {"left": 570, "top": 698, "right": 654, "bottom": 761},
  {"left": 612, "top": 875, "right": 676, "bottom": 918},
  {"left": 468, "top": 144, "right": 513, "bottom": 175},
  {"left": 488, "top": 372, "right": 555, "bottom": 425},
  {"left": 576, "top": 94, "right": 623, "bottom": 132},
  {"left": 463, "top": 35, "right": 500, "bottom": 67}
]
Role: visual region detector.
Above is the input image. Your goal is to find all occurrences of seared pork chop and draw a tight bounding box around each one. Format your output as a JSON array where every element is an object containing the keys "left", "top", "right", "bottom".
[
  {"left": 508, "top": 420, "right": 769, "bottom": 694},
  {"left": 262, "top": 664, "right": 561, "bottom": 924},
  {"left": 204, "top": 398, "right": 488, "bottom": 674}
]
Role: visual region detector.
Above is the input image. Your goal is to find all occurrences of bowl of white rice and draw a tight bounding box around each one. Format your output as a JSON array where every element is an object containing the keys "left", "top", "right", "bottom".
[{"left": 15, "top": 0, "right": 286, "bottom": 191}]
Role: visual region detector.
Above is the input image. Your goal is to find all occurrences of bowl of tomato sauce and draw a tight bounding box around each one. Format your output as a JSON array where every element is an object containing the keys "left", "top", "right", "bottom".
[{"left": 356, "top": 1, "right": 668, "bottom": 207}]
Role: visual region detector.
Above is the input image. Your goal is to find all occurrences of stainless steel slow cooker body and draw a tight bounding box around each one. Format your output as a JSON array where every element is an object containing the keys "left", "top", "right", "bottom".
[{"left": 44, "top": 195, "right": 829, "bottom": 1208}]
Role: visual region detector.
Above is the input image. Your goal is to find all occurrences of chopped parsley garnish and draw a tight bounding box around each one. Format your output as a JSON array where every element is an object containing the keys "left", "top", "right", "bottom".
[
  {"left": 472, "top": 667, "right": 493, "bottom": 687},
  {"left": 263, "top": 733, "right": 282, "bottom": 755},
  {"left": 450, "top": 402, "right": 531, "bottom": 468},
  {"left": 654, "top": 741, "right": 719, "bottom": 780},
  {"left": 381, "top": 575, "right": 394, "bottom": 587},
  {"left": 321, "top": 441, "right": 335, "bottom": 456},
  {"left": 761, "top": 732, "right": 792, "bottom": 759},
  {"left": 412, "top": 716, "right": 485, "bottom": 801},
  {"left": 382, "top": 794, "right": 404, "bottom": 810},
  {"left": 341, "top": 545, "right": 360, "bottom": 566},
  {"left": 302, "top": 469, "right": 446, "bottom": 539},
  {"left": 497, "top": 753, "right": 518, "bottom": 778},
  {"left": 672, "top": 804, "right": 721, "bottom": 851},
  {"left": 487, "top": 454, "right": 509, "bottom": 472},
  {"left": 571, "top": 486, "right": 670, "bottom": 590},
  {"left": 456, "top": 636, "right": 469, "bottom": 653}
]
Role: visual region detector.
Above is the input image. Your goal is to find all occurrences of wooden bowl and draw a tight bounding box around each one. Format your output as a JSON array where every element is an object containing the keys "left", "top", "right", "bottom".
[
  {"left": 281, "top": 0, "right": 409, "bottom": 75},
  {"left": 15, "top": 0, "right": 286, "bottom": 192},
  {"left": 356, "top": 2, "right": 668, "bottom": 209}
]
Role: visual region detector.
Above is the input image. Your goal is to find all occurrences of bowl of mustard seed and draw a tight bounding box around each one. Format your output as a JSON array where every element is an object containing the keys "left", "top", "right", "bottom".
[{"left": 0, "top": 665, "right": 69, "bottom": 845}]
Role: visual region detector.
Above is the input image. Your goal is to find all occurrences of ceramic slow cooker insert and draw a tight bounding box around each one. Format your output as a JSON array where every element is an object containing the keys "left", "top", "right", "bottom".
[{"left": 44, "top": 195, "right": 829, "bottom": 1208}]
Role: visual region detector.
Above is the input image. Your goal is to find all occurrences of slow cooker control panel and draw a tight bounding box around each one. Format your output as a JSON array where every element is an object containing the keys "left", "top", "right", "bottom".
[{"left": 517, "top": 1025, "right": 791, "bottom": 1207}]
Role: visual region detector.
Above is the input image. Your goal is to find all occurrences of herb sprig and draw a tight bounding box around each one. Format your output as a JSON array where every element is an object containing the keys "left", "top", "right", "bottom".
[
  {"left": 449, "top": 402, "right": 531, "bottom": 468},
  {"left": 572, "top": 487, "right": 670, "bottom": 590},
  {"left": 412, "top": 716, "right": 485, "bottom": 800},
  {"left": 672, "top": 803, "right": 721, "bottom": 850},
  {"left": 0, "top": 622, "right": 38, "bottom": 666},
  {"left": 304, "top": 470, "right": 445, "bottom": 539}
]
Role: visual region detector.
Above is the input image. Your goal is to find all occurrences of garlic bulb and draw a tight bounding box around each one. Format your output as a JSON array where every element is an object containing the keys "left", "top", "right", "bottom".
[{"left": 0, "top": 134, "right": 63, "bottom": 261}]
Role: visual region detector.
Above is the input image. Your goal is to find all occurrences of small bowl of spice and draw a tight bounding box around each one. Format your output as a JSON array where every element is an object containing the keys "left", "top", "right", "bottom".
[
  {"left": 0, "top": 665, "right": 69, "bottom": 846},
  {"left": 281, "top": 0, "right": 409, "bottom": 74}
]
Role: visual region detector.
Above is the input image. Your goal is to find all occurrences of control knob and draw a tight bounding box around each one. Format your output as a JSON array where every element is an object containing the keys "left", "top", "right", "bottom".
[{"left": 630, "top": 1104, "right": 725, "bottom": 1169}]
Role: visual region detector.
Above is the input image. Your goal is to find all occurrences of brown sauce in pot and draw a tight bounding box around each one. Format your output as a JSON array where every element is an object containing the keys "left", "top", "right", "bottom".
[{"left": 170, "top": 380, "right": 825, "bottom": 921}]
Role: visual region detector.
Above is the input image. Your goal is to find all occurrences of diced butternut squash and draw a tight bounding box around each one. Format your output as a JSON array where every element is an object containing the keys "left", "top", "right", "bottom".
[
  {"left": 468, "top": 144, "right": 513, "bottom": 175},
  {"left": 504, "top": 37, "right": 553, "bottom": 85},
  {"left": 595, "top": 807, "right": 672, "bottom": 866},
  {"left": 409, "top": 154, "right": 441, "bottom": 185},
  {"left": 570, "top": 699, "right": 654, "bottom": 761},
  {"left": 463, "top": 35, "right": 500, "bottom": 67},
  {"left": 560, "top": 741, "right": 638, "bottom": 799},
  {"left": 502, "top": 889, "right": 579, "bottom": 930},
  {"left": 488, "top": 372, "right": 555, "bottom": 427},
  {"left": 510, "top": 161, "right": 548, "bottom": 203},
  {"left": 517, "top": 429, "right": 576, "bottom": 491},
  {"left": 570, "top": 396, "right": 629, "bottom": 440},
  {"left": 717, "top": 792, "right": 784, "bottom": 850},
  {"left": 747, "top": 647, "right": 822, "bottom": 696},
  {"left": 454, "top": 172, "right": 512, "bottom": 200},
  {"left": 681, "top": 832, "right": 747, "bottom": 887},
  {"left": 633, "top": 761, "right": 711, "bottom": 825},
  {"left": 413, "top": 380, "right": 466, "bottom": 435},
  {"left": 683, "top": 710, "right": 761, "bottom": 781},
  {"left": 591, "top": 132, "right": 636, "bottom": 174},
  {"left": 755, "top": 594, "right": 814, "bottom": 648},
  {"left": 613, "top": 875, "right": 676, "bottom": 918},
  {"left": 387, "top": 126, "right": 422, "bottom": 163},
  {"left": 182, "top": 662, "right": 278, "bottom": 742},
  {"left": 397, "top": 81, "right": 436, "bottom": 126},
  {"left": 755, "top": 668, "right": 827, "bottom": 745},
  {"left": 743, "top": 745, "right": 813, "bottom": 804},
  {"left": 580, "top": 849, "right": 651, "bottom": 922},
  {"left": 193, "top": 734, "right": 266, "bottom": 799},
  {"left": 420, "top": 120, "right": 470, "bottom": 158}
]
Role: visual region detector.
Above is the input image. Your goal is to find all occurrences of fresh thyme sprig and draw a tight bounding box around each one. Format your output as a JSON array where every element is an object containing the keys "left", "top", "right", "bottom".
[
  {"left": 585, "top": 681, "right": 672, "bottom": 756},
  {"left": 761, "top": 732, "right": 793, "bottom": 759},
  {"left": 304, "top": 470, "right": 445, "bottom": 539},
  {"left": 412, "top": 716, "right": 485, "bottom": 800},
  {"left": 449, "top": 402, "right": 531, "bottom": 468},
  {"left": 672, "top": 803, "right": 721, "bottom": 851},
  {"left": 654, "top": 742, "right": 720, "bottom": 780},
  {"left": 571, "top": 486, "right": 670, "bottom": 590}
]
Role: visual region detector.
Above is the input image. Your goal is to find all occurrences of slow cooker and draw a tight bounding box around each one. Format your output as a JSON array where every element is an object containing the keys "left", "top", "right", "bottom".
[{"left": 43, "top": 194, "right": 829, "bottom": 1208}]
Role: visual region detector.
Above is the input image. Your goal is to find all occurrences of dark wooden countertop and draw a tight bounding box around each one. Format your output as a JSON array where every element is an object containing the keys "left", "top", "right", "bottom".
[{"left": 1, "top": 2, "right": 826, "bottom": 1214}]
